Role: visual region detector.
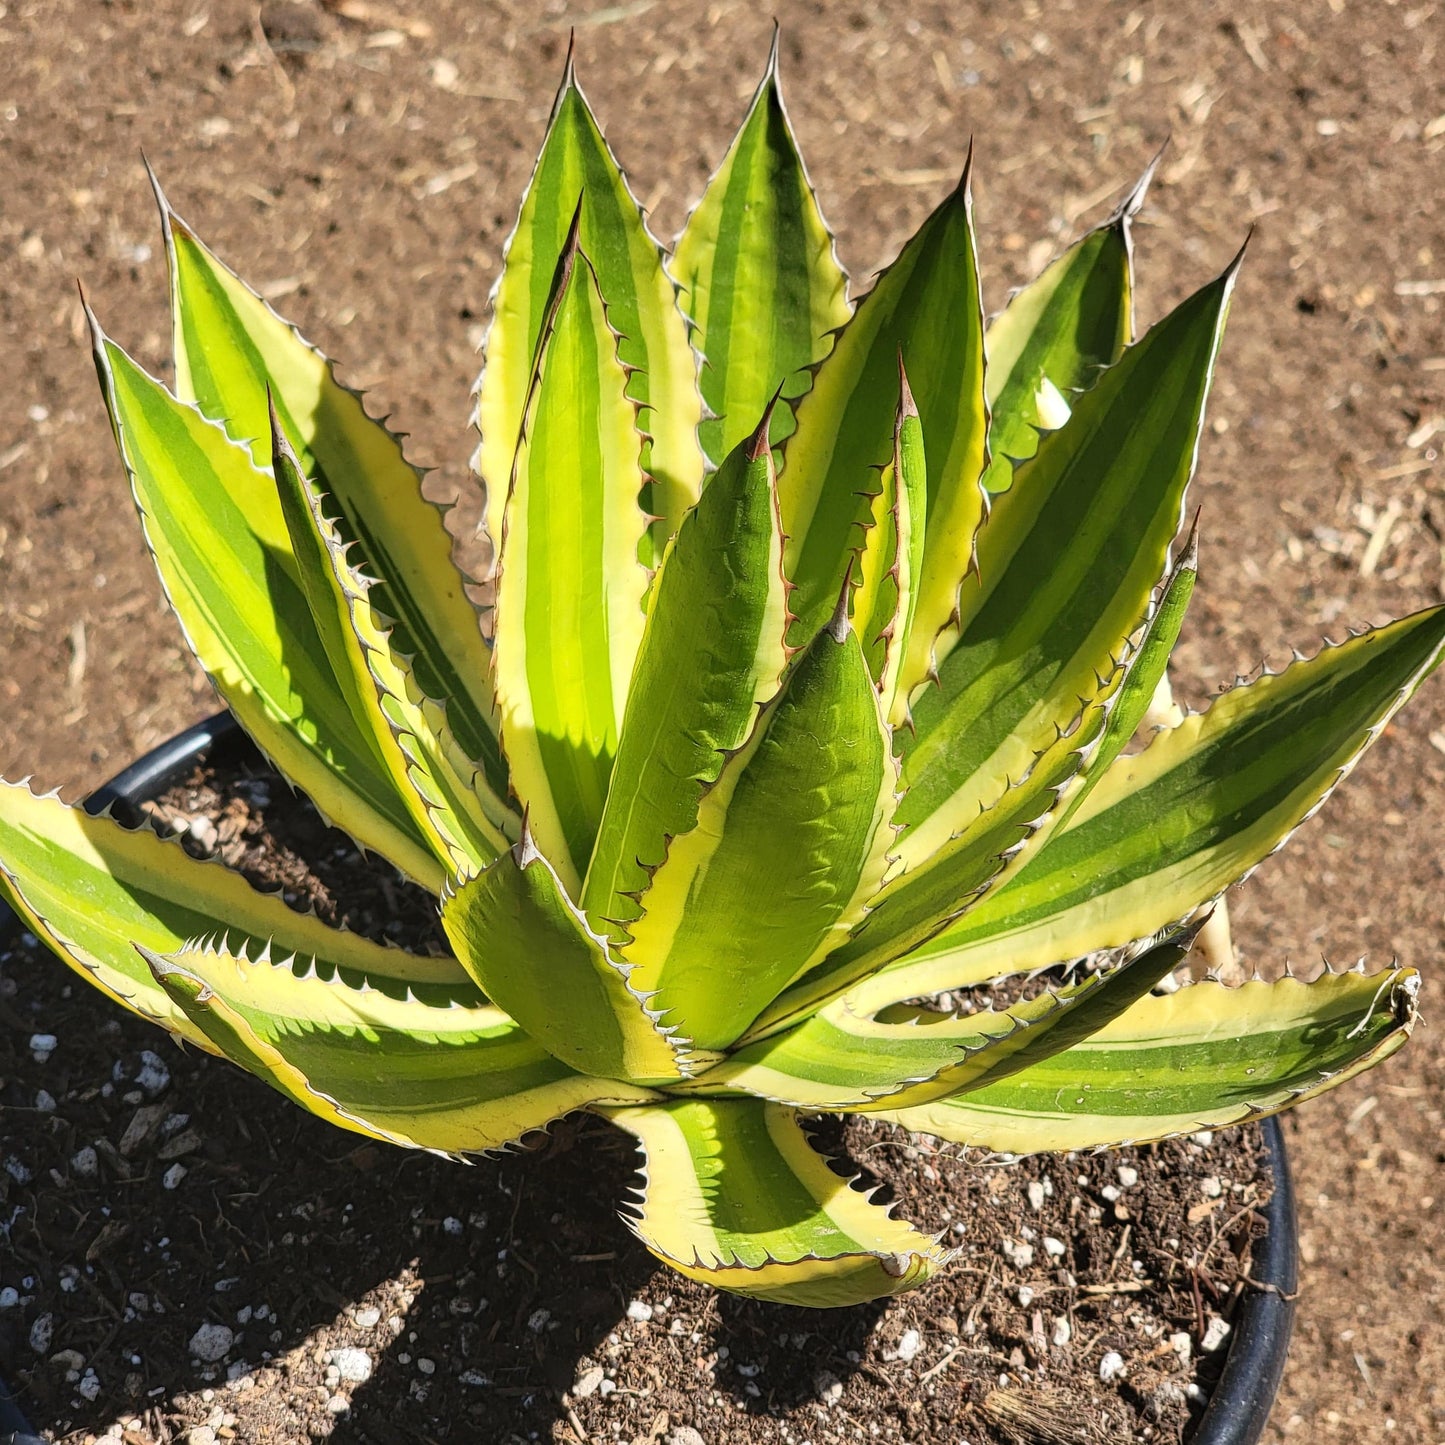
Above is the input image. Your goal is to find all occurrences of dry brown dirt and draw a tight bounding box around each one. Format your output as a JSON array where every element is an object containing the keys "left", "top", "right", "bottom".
[{"left": 0, "top": 0, "right": 1442, "bottom": 1442}]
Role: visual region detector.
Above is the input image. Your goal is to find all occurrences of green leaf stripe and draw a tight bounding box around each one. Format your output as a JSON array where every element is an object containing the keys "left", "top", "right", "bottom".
[
  {"left": 442, "top": 832, "right": 696, "bottom": 1085},
  {"left": 850, "top": 606, "right": 1445, "bottom": 1012},
  {"left": 492, "top": 226, "right": 650, "bottom": 890},
  {"left": 0, "top": 781, "right": 466, "bottom": 1044},
  {"left": 895, "top": 257, "right": 1238, "bottom": 872},
  {"left": 623, "top": 606, "right": 896, "bottom": 1051},
  {"left": 979, "top": 152, "right": 1156, "bottom": 494},
  {"left": 476, "top": 59, "right": 702, "bottom": 560},
  {"left": 780, "top": 165, "right": 986, "bottom": 651},
  {"left": 583, "top": 408, "right": 790, "bottom": 938},
  {"left": 145, "top": 939, "right": 655, "bottom": 1154},
  {"left": 875, "top": 968, "right": 1419, "bottom": 1153},
  {"left": 672, "top": 30, "right": 851, "bottom": 465},
  {"left": 687, "top": 927, "right": 1191, "bottom": 1110},
  {"left": 91, "top": 322, "right": 441, "bottom": 888},
  {"left": 157, "top": 189, "right": 508, "bottom": 805}
]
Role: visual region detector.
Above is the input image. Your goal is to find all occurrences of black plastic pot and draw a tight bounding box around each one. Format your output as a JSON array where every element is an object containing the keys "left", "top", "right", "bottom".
[{"left": 1, "top": 712, "right": 1298, "bottom": 1443}]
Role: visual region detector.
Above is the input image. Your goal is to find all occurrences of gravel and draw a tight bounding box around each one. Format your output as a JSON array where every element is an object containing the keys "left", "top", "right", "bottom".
[
  {"left": 327, "top": 1347, "right": 373, "bottom": 1383},
  {"left": 187, "top": 1323, "right": 235, "bottom": 1363}
]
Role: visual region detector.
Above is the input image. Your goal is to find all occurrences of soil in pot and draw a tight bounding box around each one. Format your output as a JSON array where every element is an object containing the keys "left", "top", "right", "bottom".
[{"left": 0, "top": 745, "right": 1276, "bottom": 1445}]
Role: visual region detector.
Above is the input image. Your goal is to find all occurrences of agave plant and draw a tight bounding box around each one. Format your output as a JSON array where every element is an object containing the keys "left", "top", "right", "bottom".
[{"left": 2, "top": 38, "right": 1435, "bottom": 1309}]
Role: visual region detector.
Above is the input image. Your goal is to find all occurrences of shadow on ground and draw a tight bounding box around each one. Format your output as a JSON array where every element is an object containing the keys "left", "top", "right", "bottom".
[{"left": 1, "top": 926, "right": 886, "bottom": 1444}]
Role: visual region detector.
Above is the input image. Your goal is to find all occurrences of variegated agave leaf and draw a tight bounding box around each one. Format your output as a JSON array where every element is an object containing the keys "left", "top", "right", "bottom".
[{"left": 3, "top": 34, "right": 1436, "bottom": 1311}]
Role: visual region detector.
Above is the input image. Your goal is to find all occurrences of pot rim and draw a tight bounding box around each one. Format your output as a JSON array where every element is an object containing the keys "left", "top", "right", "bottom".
[{"left": 1, "top": 710, "right": 1298, "bottom": 1445}]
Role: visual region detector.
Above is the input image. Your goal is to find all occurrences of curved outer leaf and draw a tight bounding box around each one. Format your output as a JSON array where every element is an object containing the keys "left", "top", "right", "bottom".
[
  {"left": 779, "top": 163, "right": 986, "bottom": 659},
  {"left": 144, "top": 941, "right": 656, "bottom": 1155},
  {"left": 622, "top": 602, "right": 897, "bottom": 1052},
  {"left": 683, "top": 928, "right": 1192, "bottom": 1110},
  {"left": 850, "top": 606, "right": 1445, "bottom": 1012},
  {"left": 602, "top": 1097, "right": 950, "bottom": 1306},
  {"left": 155, "top": 183, "right": 509, "bottom": 810},
  {"left": 671, "top": 30, "right": 851, "bottom": 464},
  {"left": 979, "top": 152, "right": 1156, "bottom": 496},
  {"left": 269, "top": 415, "right": 503, "bottom": 877},
  {"left": 582, "top": 409, "right": 791, "bottom": 938},
  {"left": 852, "top": 363, "right": 928, "bottom": 726},
  {"left": 896, "top": 256, "right": 1240, "bottom": 872},
  {"left": 872, "top": 968, "right": 1420, "bottom": 1154},
  {"left": 441, "top": 831, "right": 698, "bottom": 1085},
  {"left": 492, "top": 229, "right": 650, "bottom": 891},
  {"left": 90, "top": 322, "right": 442, "bottom": 889},
  {"left": 475, "top": 57, "right": 702, "bottom": 559},
  {"left": 0, "top": 781, "right": 465, "bottom": 1045}
]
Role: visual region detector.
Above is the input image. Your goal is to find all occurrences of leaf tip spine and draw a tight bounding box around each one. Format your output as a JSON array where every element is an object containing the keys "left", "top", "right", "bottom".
[
  {"left": 1111, "top": 136, "right": 1169, "bottom": 230},
  {"left": 1180, "top": 507, "right": 1202, "bottom": 571},
  {"left": 896, "top": 349, "right": 918, "bottom": 421},
  {"left": 747, "top": 384, "right": 785, "bottom": 462},
  {"left": 765, "top": 18, "right": 782, "bottom": 85}
]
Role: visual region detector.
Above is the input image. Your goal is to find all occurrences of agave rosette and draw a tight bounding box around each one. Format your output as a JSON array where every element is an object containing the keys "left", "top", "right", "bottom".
[{"left": 1, "top": 39, "right": 1435, "bottom": 1308}]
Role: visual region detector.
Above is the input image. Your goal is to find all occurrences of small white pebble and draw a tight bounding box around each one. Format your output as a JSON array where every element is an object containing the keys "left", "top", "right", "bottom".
[
  {"left": 4, "top": 1157, "right": 32, "bottom": 1185},
  {"left": 443, "top": 1216, "right": 463, "bottom": 1236},
  {"left": 135, "top": 1050, "right": 171, "bottom": 1097},
  {"left": 1099, "top": 1350, "right": 1126, "bottom": 1383},
  {"left": 352, "top": 1306, "right": 381, "bottom": 1328},
  {"left": 626, "top": 1299, "right": 654, "bottom": 1323},
  {"left": 1170, "top": 1331, "right": 1193, "bottom": 1364},
  {"left": 1192, "top": 1130, "right": 1214, "bottom": 1147},
  {"left": 77, "top": 1369, "right": 101, "bottom": 1402},
  {"left": 29, "top": 1314, "right": 54, "bottom": 1354},
  {"left": 895, "top": 1328, "right": 922, "bottom": 1364},
  {"left": 1202, "top": 1316, "right": 1232, "bottom": 1352},
  {"left": 1052, "top": 1316, "right": 1072, "bottom": 1347},
  {"left": 1043, "top": 1236, "right": 1066, "bottom": 1258},
  {"left": 187, "top": 1323, "right": 234, "bottom": 1363},
  {"left": 34, "top": 1089, "right": 56, "bottom": 1113},
  {"left": 51, "top": 1347, "right": 84, "bottom": 1379},
  {"left": 527, "top": 1307, "right": 551, "bottom": 1333},
  {"left": 814, "top": 1370, "right": 843, "bottom": 1406},
  {"left": 1100, "top": 1184, "right": 1121, "bottom": 1202},
  {"left": 0, "top": 1288, "right": 20, "bottom": 1309},
  {"left": 417, "top": 1358, "right": 436, "bottom": 1376},
  {"left": 1017, "top": 1285, "right": 1035, "bottom": 1307},
  {"left": 598, "top": 1378, "right": 617, "bottom": 1397},
  {"left": 459, "top": 1369, "right": 489, "bottom": 1387},
  {"left": 28, "top": 1033, "right": 57, "bottom": 1062},
  {"left": 328, "top": 1348, "right": 373, "bottom": 1383},
  {"left": 162, "top": 1164, "right": 188, "bottom": 1190},
  {"left": 1027, "top": 1181, "right": 1046, "bottom": 1211},
  {"left": 1201, "top": 1176, "right": 1223, "bottom": 1198},
  {"left": 573, "top": 1365, "right": 605, "bottom": 1399},
  {"left": 1116, "top": 1165, "right": 1139, "bottom": 1189},
  {"left": 326, "top": 1394, "right": 350, "bottom": 1416}
]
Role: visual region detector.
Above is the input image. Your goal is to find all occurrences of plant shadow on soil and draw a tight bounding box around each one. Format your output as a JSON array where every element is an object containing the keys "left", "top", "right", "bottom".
[{"left": 1, "top": 937, "right": 890, "bottom": 1444}]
